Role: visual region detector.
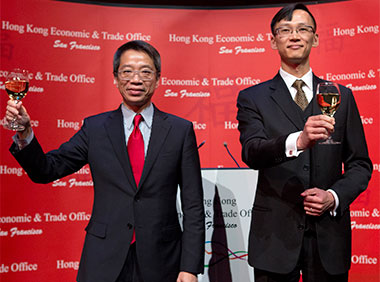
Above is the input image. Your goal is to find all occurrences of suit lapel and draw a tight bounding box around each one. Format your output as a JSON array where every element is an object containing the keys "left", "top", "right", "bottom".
[
  {"left": 104, "top": 106, "right": 136, "bottom": 190},
  {"left": 138, "top": 105, "right": 171, "bottom": 189},
  {"left": 269, "top": 74, "right": 305, "bottom": 131}
]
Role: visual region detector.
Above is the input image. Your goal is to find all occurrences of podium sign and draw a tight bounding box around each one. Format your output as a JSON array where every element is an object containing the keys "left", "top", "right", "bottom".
[{"left": 178, "top": 168, "right": 258, "bottom": 282}]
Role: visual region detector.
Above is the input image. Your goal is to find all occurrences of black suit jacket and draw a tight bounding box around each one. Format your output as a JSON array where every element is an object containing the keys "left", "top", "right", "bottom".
[
  {"left": 11, "top": 105, "right": 205, "bottom": 282},
  {"left": 237, "top": 73, "right": 372, "bottom": 275}
]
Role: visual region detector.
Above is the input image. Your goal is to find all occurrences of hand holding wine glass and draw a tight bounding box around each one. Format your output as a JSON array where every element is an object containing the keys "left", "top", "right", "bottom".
[
  {"left": 316, "top": 82, "right": 341, "bottom": 144},
  {"left": 3, "top": 68, "right": 29, "bottom": 131}
]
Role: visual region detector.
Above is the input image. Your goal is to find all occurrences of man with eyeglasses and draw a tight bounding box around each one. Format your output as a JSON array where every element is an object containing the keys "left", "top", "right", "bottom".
[
  {"left": 5, "top": 40, "right": 205, "bottom": 282},
  {"left": 237, "top": 4, "right": 372, "bottom": 282}
]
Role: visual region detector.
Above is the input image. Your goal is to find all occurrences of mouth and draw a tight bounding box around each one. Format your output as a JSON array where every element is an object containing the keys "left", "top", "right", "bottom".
[
  {"left": 127, "top": 88, "right": 145, "bottom": 95},
  {"left": 287, "top": 44, "right": 303, "bottom": 50}
]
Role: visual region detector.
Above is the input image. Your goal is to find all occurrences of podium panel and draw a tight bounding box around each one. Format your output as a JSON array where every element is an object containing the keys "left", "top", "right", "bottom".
[{"left": 178, "top": 168, "right": 258, "bottom": 282}]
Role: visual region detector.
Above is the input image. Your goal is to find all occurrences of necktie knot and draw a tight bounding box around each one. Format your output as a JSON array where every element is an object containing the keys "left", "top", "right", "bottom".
[
  {"left": 292, "top": 80, "right": 308, "bottom": 111},
  {"left": 292, "top": 79, "right": 305, "bottom": 91},
  {"left": 133, "top": 114, "right": 143, "bottom": 127}
]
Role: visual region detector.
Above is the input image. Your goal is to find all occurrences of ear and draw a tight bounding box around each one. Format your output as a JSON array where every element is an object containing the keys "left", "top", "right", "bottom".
[
  {"left": 312, "top": 33, "right": 319, "bottom": 48},
  {"left": 270, "top": 35, "right": 278, "bottom": 50}
]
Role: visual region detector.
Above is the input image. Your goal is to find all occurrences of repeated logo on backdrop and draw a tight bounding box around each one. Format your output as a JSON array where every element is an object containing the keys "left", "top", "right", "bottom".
[{"left": 0, "top": 0, "right": 379, "bottom": 281}]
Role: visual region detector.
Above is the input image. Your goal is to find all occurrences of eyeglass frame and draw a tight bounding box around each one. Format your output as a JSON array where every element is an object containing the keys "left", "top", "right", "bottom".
[
  {"left": 116, "top": 68, "right": 157, "bottom": 81},
  {"left": 274, "top": 24, "right": 315, "bottom": 38}
]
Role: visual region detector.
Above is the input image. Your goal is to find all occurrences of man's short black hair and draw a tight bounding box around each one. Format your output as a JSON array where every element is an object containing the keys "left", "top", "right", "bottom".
[
  {"left": 113, "top": 40, "right": 161, "bottom": 78},
  {"left": 271, "top": 3, "right": 317, "bottom": 35}
]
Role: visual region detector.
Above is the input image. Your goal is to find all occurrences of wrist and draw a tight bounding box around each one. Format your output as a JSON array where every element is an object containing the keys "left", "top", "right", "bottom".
[
  {"left": 296, "top": 132, "right": 304, "bottom": 150},
  {"left": 17, "top": 126, "right": 32, "bottom": 140},
  {"left": 327, "top": 191, "right": 336, "bottom": 210}
]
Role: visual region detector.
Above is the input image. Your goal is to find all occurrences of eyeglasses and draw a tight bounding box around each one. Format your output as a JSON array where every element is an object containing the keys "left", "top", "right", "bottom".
[
  {"left": 117, "top": 69, "right": 156, "bottom": 81},
  {"left": 275, "top": 25, "right": 315, "bottom": 38}
]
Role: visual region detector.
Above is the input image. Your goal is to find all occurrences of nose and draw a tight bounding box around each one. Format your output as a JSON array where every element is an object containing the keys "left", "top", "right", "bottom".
[
  {"left": 289, "top": 30, "right": 301, "bottom": 40},
  {"left": 130, "top": 71, "right": 142, "bottom": 83}
]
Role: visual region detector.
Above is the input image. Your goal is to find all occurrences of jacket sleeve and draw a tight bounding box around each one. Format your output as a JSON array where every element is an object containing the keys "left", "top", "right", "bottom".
[
  {"left": 330, "top": 87, "right": 372, "bottom": 216},
  {"left": 179, "top": 122, "right": 205, "bottom": 274},
  {"left": 10, "top": 119, "right": 89, "bottom": 184},
  {"left": 237, "top": 89, "right": 291, "bottom": 170}
]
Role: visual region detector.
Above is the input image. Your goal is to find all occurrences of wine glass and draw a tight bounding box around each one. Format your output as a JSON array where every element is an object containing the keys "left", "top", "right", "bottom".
[
  {"left": 316, "top": 82, "right": 341, "bottom": 144},
  {"left": 3, "top": 68, "right": 29, "bottom": 131}
]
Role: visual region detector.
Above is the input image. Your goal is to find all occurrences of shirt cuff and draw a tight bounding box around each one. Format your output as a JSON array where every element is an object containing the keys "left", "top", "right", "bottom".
[
  {"left": 327, "top": 189, "right": 339, "bottom": 216},
  {"left": 12, "top": 130, "right": 34, "bottom": 150},
  {"left": 285, "top": 131, "right": 303, "bottom": 157}
]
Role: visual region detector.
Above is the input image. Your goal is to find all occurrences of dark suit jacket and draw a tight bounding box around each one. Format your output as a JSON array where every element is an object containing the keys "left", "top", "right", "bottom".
[
  {"left": 11, "top": 105, "right": 205, "bottom": 282},
  {"left": 237, "top": 73, "right": 372, "bottom": 275}
]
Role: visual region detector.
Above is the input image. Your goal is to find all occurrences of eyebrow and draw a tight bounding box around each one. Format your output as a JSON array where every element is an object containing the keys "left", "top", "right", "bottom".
[
  {"left": 277, "top": 23, "right": 311, "bottom": 27},
  {"left": 119, "top": 64, "right": 154, "bottom": 69}
]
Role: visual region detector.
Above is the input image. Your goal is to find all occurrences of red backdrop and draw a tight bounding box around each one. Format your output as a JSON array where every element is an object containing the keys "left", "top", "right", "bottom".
[{"left": 0, "top": 0, "right": 379, "bottom": 281}]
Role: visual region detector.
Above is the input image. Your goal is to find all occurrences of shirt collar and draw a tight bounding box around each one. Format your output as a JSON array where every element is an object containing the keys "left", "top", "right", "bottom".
[
  {"left": 121, "top": 102, "right": 154, "bottom": 130},
  {"left": 279, "top": 67, "right": 313, "bottom": 92}
]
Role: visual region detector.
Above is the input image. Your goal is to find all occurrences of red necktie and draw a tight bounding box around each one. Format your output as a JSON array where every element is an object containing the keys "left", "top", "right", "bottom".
[
  {"left": 127, "top": 114, "right": 144, "bottom": 244},
  {"left": 128, "top": 114, "right": 145, "bottom": 186}
]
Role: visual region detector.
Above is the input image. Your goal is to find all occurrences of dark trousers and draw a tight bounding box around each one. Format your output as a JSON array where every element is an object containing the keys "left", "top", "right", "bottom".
[
  {"left": 116, "top": 243, "right": 144, "bottom": 282},
  {"left": 254, "top": 227, "right": 348, "bottom": 282}
]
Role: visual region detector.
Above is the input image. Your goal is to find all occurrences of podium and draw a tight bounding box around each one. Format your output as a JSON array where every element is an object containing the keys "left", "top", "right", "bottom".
[{"left": 178, "top": 168, "right": 258, "bottom": 282}]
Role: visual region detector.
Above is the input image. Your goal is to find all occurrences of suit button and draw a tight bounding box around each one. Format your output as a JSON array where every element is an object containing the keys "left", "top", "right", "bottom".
[
  {"left": 127, "top": 223, "right": 133, "bottom": 229},
  {"left": 303, "top": 165, "right": 309, "bottom": 171},
  {"left": 297, "top": 224, "right": 305, "bottom": 230}
]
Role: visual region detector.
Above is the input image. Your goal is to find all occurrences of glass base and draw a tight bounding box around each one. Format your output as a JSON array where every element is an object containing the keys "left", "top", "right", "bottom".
[{"left": 3, "top": 120, "right": 25, "bottom": 131}]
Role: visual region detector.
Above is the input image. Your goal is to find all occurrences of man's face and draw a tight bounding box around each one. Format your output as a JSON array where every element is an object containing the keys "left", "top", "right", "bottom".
[
  {"left": 115, "top": 49, "right": 159, "bottom": 112},
  {"left": 271, "top": 9, "right": 319, "bottom": 66}
]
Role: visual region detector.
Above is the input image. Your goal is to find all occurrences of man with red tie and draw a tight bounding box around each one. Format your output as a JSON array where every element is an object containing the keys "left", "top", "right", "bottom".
[{"left": 5, "top": 40, "right": 205, "bottom": 282}]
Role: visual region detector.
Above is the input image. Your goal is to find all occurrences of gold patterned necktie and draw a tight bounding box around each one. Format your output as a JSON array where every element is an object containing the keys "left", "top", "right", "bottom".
[{"left": 292, "top": 80, "right": 308, "bottom": 111}]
